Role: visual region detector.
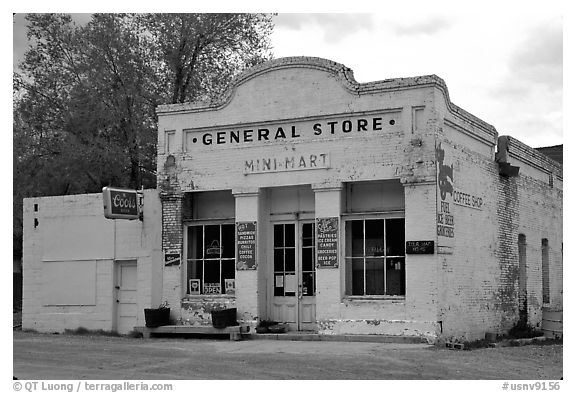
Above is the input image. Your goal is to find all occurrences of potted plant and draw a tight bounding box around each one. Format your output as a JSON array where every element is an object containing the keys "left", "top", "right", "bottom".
[
  {"left": 256, "top": 320, "right": 278, "bottom": 334},
  {"left": 144, "top": 301, "right": 170, "bottom": 328}
]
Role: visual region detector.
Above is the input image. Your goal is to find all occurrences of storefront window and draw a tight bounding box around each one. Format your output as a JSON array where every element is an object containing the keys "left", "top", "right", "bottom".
[
  {"left": 345, "top": 218, "right": 405, "bottom": 296},
  {"left": 186, "top": 224, "right": 235, "bottom": 295}
]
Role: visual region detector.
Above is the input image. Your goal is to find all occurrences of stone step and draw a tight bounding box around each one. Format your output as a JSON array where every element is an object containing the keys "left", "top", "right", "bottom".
[{"left": 249, "top": 333, "right": 429, "bottom": 344}]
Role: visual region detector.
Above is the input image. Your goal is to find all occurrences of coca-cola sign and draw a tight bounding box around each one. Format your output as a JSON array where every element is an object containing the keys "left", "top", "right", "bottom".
[{"left": 102, "top": 187, "right": 140, "bottom": 220}]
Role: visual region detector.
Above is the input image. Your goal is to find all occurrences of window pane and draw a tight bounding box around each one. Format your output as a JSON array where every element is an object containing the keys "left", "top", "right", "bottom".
[
  {"left": 203, "top": 260, "right": 221, "bottom": 294},
  {"left": 274, "top": 249, "right": 284, "bottom": 272},
  {"left": 221, "top": 224, "right": 235, "bottom": 258},
  {"left": 386, "top": 257, "right": 405, "bottom": 295},
  {"left": 386, "top": 219, "right": 405, "bottom": 256},
  {"left": 351, "top": 258, "right": 364, "bottom": 295},
  {"left": 285, "top": 224, "right": 295, "bottom": 247},
  {"left": 204, "top": 225, "right": 220, "bottom": 259},
  {"left": 302, "top": 223, "right": 314, "bottom": 247},
  {"left": 285, "top": 248, "right": 296, "bottom": 272},
  {"left": 274, "top": 225, "right": 284, "bottom": 247},
  {"left": 302, "top": 272, "right": 314, "bottom": 296},
  {"left": 348, "top": 220, "right": 364, "bottom": 257},
  {"left": 187, "top": 260, "right": 202, "bottom": 294},
  {"left": 366, "top": 258, "right": 385, "bottom": 295},
  {"left": 365, "top": 219, "right": 384, "bottom": 256},
  {"left": 188, "top": 226, "right": 203, "bottom": 260},
  {"left": 221, "top": 260, "right": 235, "bottom": 294},
  {"left": 302, "top": 247, "right": 314, "bottom": 272}
]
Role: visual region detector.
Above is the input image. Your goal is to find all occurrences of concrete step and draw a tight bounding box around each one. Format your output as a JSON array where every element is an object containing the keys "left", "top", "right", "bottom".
[{"left": 248, "top": 333, "right": 429, "bottom": 344}]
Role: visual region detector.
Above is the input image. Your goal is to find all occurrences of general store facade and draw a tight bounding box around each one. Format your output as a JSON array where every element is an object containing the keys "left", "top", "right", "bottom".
[{"left": 23, "top": 57, "right": 562, "bottom": 342}]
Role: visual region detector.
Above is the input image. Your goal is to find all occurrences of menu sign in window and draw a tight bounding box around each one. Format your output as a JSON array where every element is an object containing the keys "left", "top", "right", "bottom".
[
  {"left": 236, "top": 222, "right": 257, "bottom": 270},
  {"left": 316, "top": 217, "right": 339, "bottom": 268}
]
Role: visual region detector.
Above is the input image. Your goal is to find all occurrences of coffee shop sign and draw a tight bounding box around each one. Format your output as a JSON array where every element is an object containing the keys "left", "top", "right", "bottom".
[{"left": 452, "top": 189, "right": 483, "bottom": 210}]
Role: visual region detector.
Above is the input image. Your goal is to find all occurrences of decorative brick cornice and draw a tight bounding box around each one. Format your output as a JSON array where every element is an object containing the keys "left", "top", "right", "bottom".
[{"left": 155, "top": 57, "right": 496, "bottom": 138}]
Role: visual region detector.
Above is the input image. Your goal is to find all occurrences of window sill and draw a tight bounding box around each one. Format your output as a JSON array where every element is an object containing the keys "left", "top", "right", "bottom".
[
  {"left": 183, "top": 294, "right": 236, "bottom": 301},
  {"left": 343, "top": 295, "right": 405, "bottom": 303}
]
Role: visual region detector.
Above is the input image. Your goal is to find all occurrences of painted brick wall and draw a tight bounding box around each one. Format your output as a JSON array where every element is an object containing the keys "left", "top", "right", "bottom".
[
  {"left": 154, "top": 57, "right": 562, "bottom": 340},
  {"left": 22, "top": 190, "right": 162, "bottom": 333},
  {"left": 435, "top": 123, "right": 562, "bottom": 341},
  {"left": 510, "top": 137, "right": 563, "bottom": 322},
  {"left": 156, "top": 57, "right": 444, "bottom": 337},
  {"left": 160, "top": 192, "right": 184, "bottom": 322},
  {"left": 436, "top": 135, "right": 502, "bottom": 341}
]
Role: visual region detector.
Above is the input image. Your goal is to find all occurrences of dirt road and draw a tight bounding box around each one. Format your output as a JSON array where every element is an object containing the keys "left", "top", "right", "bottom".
[{"left": 13, "top": 331, "right": 562, "bottom": 380}]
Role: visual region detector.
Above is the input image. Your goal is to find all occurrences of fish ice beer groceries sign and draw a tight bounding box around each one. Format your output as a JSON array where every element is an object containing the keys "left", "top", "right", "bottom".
[{"left": 102, "top": 187, "right": 140, "bottom": 220}]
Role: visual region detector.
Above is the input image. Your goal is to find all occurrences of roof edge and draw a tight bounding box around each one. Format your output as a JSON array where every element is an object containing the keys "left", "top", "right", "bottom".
[{"left": 155, "top": 56, "right": 498, "bottom": 140}]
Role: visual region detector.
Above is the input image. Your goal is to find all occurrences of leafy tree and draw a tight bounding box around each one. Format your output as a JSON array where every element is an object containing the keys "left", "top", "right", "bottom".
[
  {"left": 13, "top": 13, "right": 274, "bottom": 259},
  {"left": 139, "top": 13, "right": 274, "bottom": 104}
]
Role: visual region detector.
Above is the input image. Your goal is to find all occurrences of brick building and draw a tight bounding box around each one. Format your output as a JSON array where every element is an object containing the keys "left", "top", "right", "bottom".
[{"left": 23, "top": 57, "right": 562, "bottom": 342}]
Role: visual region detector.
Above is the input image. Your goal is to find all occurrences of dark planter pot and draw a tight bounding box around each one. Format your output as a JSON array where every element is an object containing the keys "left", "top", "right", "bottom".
[
  {"left": 144, "top": 307, "right": 170, "bottom": 328},
  {"left": 211, "top": 308, "right": 238, "bottom": 329}
]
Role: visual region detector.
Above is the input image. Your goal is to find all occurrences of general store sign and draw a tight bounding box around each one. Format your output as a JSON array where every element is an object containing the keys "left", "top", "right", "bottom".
[
  {"left": 183, "top": 111, "right": 400, "bottom": 150},
  {"left": 102, "top": 187, "right": 139, "bottom": 220}
]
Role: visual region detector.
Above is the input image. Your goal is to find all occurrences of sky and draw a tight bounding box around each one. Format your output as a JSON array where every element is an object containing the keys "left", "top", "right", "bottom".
[
  {"left": 11, "top": 4, "right": 566, "bottom": 149},
  {"left": 270, "top": 13, "right": 563, "bottom": 149}
]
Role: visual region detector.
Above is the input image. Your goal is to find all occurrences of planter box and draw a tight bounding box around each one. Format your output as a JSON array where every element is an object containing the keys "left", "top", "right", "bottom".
[
  {"left": 144, "top": 308, "right": 170, "bottom": 328},
  {"left": 211, "top": 308, "right": 238, "bottom": 329}
]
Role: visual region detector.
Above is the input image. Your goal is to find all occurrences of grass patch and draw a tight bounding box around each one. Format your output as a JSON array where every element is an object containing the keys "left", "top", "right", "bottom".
[
  {"left": 127, "top": 330, "right": 143, "bottom": 338},
  {"left": 64, "top": 327, "right": 121, "bottom": 337},
  {"left": 463, "top": 338, "right": 492, "bottom": 350}
]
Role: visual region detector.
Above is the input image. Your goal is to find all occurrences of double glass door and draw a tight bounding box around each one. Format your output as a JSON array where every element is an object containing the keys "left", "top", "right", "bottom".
[{"left": 270, "top": 221, "right": 317, "bottom": 331}]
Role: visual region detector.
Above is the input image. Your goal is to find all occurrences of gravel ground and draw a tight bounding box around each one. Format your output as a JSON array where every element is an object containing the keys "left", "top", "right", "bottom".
[{"left": 13, "top": 330, "right": 562, "bottom": 380}]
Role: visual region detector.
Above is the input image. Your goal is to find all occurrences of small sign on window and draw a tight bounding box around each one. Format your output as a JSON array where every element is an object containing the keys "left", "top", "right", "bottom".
[
  {"left": 225, "top": 279, "right": 235, "bottom": 295},
  {"left": 275, "top": 275, "right": 284, "bottom": 288},
  {"left": 189, "top": 279, "right": 201, "bottom": 295},
  {"left": 206, "top": 240, "right": 223, "bottom": 255},
  {"left": 203, "top": 282, "right": 221, "bottom": 295}
]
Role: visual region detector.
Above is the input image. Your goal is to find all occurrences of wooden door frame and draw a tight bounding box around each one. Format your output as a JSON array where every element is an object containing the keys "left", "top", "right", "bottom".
[
  {"left": 113, "top": 259, "right": 137, "bottom": 333},
  {"left": 267, "top": 219, "right": 316, "bottom": 330}
]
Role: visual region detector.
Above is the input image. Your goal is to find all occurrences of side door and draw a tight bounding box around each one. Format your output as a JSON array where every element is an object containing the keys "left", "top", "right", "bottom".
[{"left": 115, "top": 260, "right": 137, "bottom": 334}]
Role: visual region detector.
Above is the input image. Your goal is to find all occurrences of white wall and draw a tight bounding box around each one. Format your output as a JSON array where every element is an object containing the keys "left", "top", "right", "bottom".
[{"left": 22, "top": 190, "right": 162, "bottom": 333}]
